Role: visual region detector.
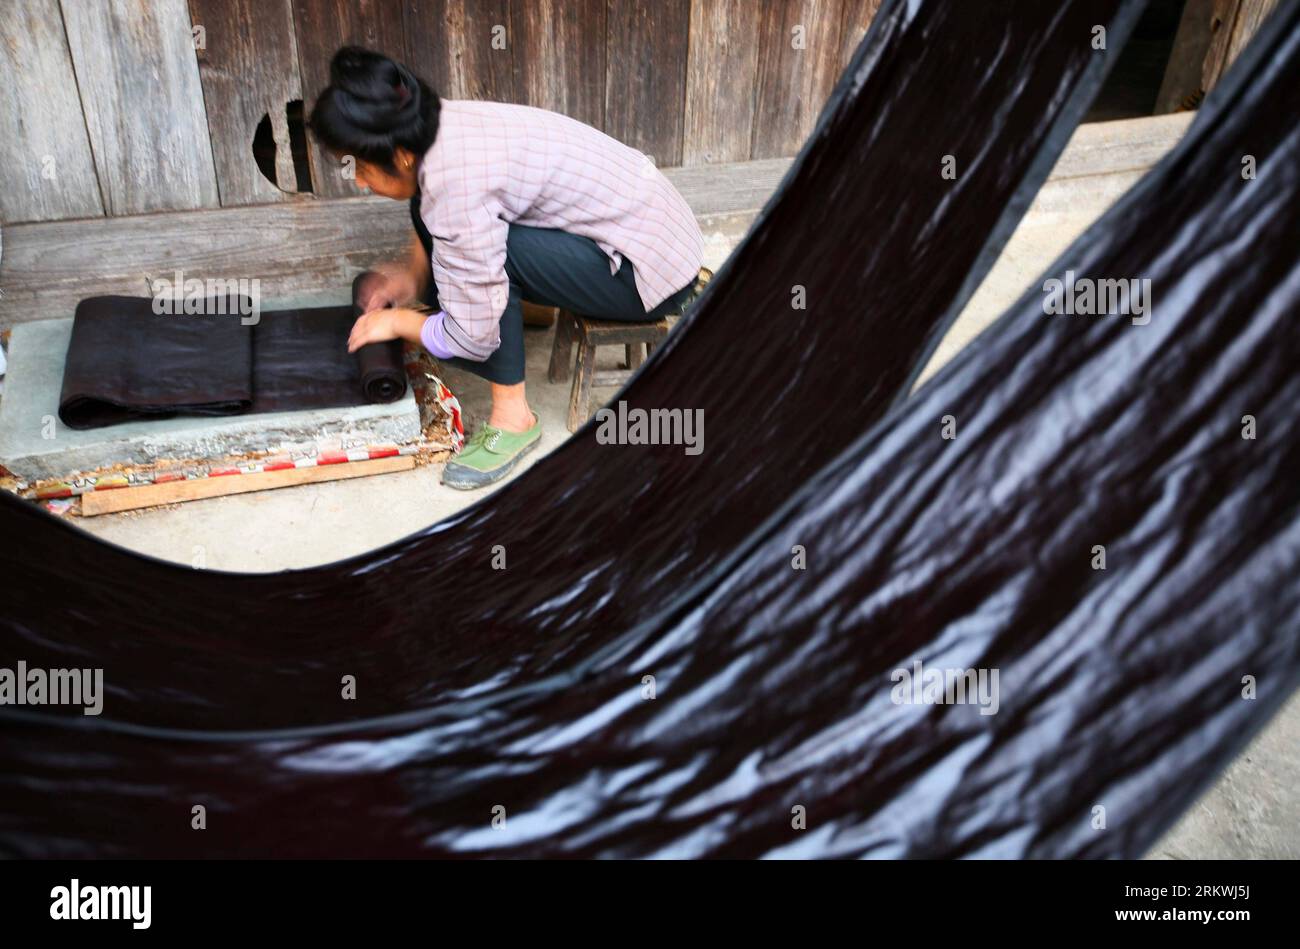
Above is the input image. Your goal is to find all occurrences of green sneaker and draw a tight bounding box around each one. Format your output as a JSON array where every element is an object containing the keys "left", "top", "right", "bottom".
[{"left": 441, "top": 415, "right": 542, "bottom": 490}]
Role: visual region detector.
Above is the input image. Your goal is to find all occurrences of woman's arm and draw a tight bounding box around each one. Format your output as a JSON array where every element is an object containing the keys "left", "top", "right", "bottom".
[
  {"left": 347, "top": 306, "right": 426, "bottom": 353},
  {"left": 348, "top": 232, "right": 436, "bottom": 352},
  {"left": 353, "top": 175, "right": 513, "bottom": 360},
  {"left": 404, "top": 231, "right": 430, "bottom": 299},
  {"left": 355, "top": 233, "right": 430, "bottom": 311}
]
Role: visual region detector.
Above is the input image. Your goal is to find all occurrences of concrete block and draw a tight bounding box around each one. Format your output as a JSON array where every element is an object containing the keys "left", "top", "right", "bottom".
[{"left": 0, "top": 319, "right": 420, "bottom": 481}]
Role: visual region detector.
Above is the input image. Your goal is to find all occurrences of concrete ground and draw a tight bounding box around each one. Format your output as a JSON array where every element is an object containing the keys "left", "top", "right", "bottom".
[{"left": 28, "top": 132, "right": 1300, "bottom": 860}]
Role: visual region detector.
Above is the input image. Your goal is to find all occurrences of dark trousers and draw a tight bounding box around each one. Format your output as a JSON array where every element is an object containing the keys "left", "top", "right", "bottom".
[{"left": 408, "top": 197, "right": 696, "bottom": 385}]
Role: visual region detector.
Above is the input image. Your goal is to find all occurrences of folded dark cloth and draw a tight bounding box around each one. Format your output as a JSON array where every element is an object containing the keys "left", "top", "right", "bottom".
[
  {"left": 59, "top": 295, "right": 254, "bottom": 429},
  {"left": 57, "top": 295, "right": 407, "bottom": 430}
]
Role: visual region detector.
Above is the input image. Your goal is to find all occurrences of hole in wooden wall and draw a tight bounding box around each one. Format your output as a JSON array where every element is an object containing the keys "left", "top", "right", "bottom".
[
  {"left": 285, "top": 100, "right": 313, "bottom": 193},
  {"left": 252, "top": 100, "right": 313, "bottom": 194},
  {"left": 251, "top": 113, "right": 278, "bottom": 187}
]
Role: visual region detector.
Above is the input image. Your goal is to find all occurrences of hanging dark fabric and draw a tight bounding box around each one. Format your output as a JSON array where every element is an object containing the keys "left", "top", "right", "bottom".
[
  {"left": 13, "top": 0, "right": 1143, "bottom": 729},
  {"left": 9, "top": 0, "right": 1294, "bottom": 859}
]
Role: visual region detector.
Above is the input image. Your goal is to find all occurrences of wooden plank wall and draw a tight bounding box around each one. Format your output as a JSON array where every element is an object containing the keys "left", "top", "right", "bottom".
[
  {"left": 1154, "top": 0, "right": 1216, "bottom": 113},
  {"left": 2, "top": 0, "right": 1278, "bottom": 228},
  {"left": 20, "top": 0, "right": 1279, "bottom": 227},
  {"left": 60, "top": 0, "right": 220, "bottom": 216},
  {"left": 681, "top": 0, "right": 760, "bottom": 165},
  {"left": 188, "top": 0, "right": 304, "bottom": 206},
  {"left": 1202, "top": 0, "right": 1280, "bottom": 92},
  {"left": 291, "top": 0, "right": 413, "bottom": 199},
  {"left": 0, "top": 0, "right": 104, "bottom": 224},
  {"left": 401, "top": 1, "right": 514, "bottom": 103},
  {"left": 604, "top": 0, "right": 691, "bottom": 168},
  {"left": 511, "top": 0, "right": 607, "bottom": 127},
  {"left": 750, "top": 0, "right": 846, "bottom": 159},
  {"left": 0, "top": 0, "right": 881, "bottom": 227},
  {"left": 840, "top": 0, "right": 885, "bottom": 68}
]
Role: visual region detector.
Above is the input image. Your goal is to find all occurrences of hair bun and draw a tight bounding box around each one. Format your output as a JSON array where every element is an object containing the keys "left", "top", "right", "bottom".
[
  {"left": 329, "top": 46, "right": 420, "bottom": 133},
  {"left": 309, "top": 45, "right": 441, "bottom": 167}
]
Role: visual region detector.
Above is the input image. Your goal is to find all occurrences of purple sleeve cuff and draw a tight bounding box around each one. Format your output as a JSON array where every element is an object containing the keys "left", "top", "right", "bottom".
[{"left": 419, "top": 311, "right": 457, "bottom": 360}]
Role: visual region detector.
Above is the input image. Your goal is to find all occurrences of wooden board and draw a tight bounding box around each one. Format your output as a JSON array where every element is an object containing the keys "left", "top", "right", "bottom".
[
  {"left": 292, "top": 0, "right": 411, "bottom": 199},
  {"left": 1223, "top": 0, "right": 1281, "bottom": 69},
  {"left": 80, "top": 455, "right": 416, "bottom": 516},
  {"left": 603, "top": 0, "right": 691, "bottom": 168},
  {"left": 1202, "top": 0, "right": 1279, "bottom": 92},
  {"left": 660, "top": 157, "right": 791, "bottom": 215},
  {"left": 682, "top": 0, "right": 762, "bottom": 165},
  {"left": 510, "top": 0, "right": 606, "bottom": 125},
  {"left": 838, "top": 0, "right": 883, "bottom": 74},
  {"left": 750, "top": 0, "right": 844, "bottom": 160},
  {"left": 1155, "top": 0, "right": 1215, "bottom": 113},
  {"left": 60, "top": 0, "right": 219, "bottom": 216},
  {"left": 402, "top": 0, "right": 514, "bottom": 102},
  {"left": 0, "top": 193, "right": 413, "bottom": 323},
  {"left": 1042, "top": 112, "right": 1194, "bottom": 180},
  {"left": 188, "top": 0, "right": 304, "bottom": 205},
  {"left": 0, "top": 0, "right": 104, "bottom": 224}
]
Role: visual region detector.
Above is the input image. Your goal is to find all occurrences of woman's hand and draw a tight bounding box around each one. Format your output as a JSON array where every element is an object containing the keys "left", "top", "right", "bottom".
[
  {"left": 355, "top": 265, "right": 419, "bottom": 312},
  {"left": 348, "top": 307, "right": 426, "bottom": 353},
  {"left": 356, "top": 233, "right": 432, "bottom": 311}
]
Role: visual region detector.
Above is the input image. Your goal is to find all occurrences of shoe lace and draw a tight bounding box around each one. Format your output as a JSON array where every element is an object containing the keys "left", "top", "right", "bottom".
[{"left": 467, "top": 426, "right": 501, "bottom": 451}]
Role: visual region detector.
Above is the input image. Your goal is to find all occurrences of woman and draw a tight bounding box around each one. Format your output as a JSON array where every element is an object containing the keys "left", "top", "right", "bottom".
[{"left": 309, "top": 47, "right": 705, "bottom": 489}]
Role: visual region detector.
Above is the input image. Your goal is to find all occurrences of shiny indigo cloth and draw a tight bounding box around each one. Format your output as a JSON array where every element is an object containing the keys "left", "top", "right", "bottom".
[
  {"left": 17, "top": 0, "right": 1139, "bottom": 728},
  {"left": 5, "top": 0, "right": 1296, "bottom": 858}
]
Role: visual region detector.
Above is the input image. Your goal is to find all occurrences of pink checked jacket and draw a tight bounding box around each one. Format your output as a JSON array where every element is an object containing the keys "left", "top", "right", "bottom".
[{"left": 415, "top": 99, "right": 705, "bottom": 361}]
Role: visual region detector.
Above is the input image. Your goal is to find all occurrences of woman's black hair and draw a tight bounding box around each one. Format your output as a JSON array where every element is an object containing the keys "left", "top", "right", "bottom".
[{"left": 308, "top": 46, "right": 441, "bottom": 171}]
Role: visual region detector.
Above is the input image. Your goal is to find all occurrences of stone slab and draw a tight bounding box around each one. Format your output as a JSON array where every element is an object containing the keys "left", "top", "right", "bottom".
[{"left": 0, "top": 318, "right": 420, "bottom": 480}]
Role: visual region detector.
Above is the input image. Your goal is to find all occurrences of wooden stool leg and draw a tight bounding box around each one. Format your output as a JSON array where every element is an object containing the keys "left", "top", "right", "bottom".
[
  {"left": 625, "top": 343, "right": 645, "bottom": 371},
  {"left": 548, "top": 309, "right": 577, "bottom": 383},
  {"left": 647, "top": 326, "right": 669, "bottom": 357},
  {"left": 568, "top": 336, "right": 597, "bottom": 432}
]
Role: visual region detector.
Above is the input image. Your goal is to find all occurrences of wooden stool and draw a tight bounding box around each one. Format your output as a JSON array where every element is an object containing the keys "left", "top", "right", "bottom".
[{"left": 547, "top": 311, "right": 671, "bottom": 432}]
